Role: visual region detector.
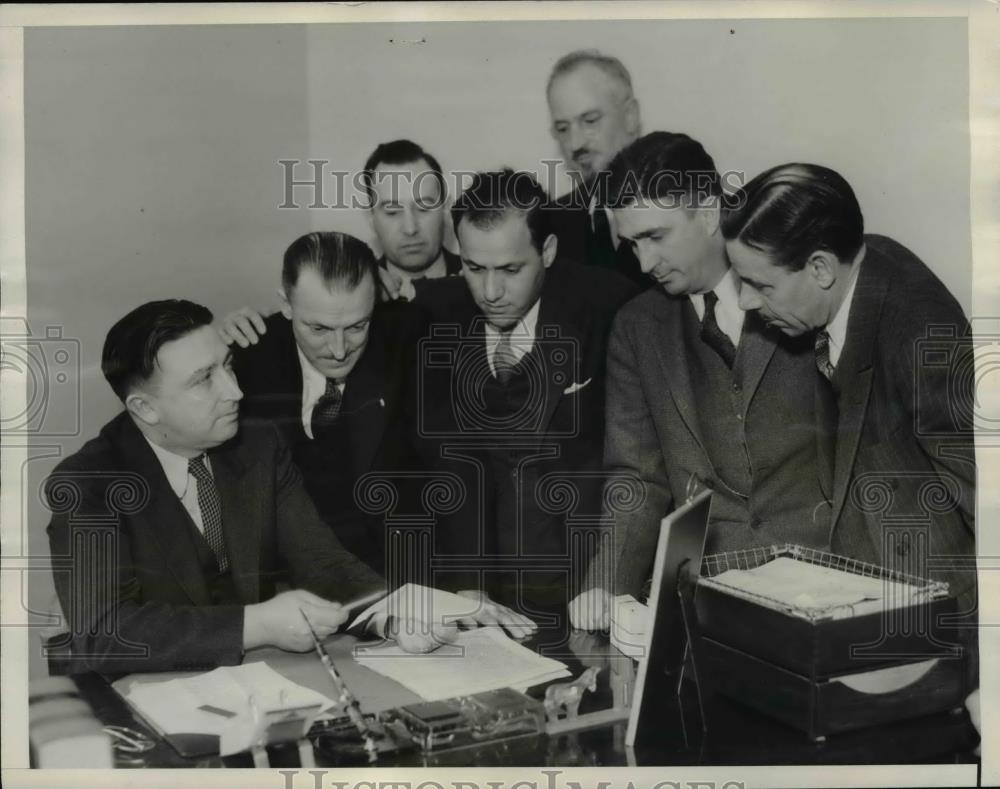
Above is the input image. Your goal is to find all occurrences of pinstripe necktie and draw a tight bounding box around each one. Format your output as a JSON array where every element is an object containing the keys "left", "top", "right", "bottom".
[
  {"left": 188, "top": 454, "right": 228, "bottom": 572},
  {"left": 493, "top": 330, "right": 518, "bottom": 385}
]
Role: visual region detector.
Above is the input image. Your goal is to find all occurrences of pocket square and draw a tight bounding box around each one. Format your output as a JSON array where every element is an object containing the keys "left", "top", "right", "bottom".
[{"left": 563, "top": 378, "right": 592, "bottom": 395}]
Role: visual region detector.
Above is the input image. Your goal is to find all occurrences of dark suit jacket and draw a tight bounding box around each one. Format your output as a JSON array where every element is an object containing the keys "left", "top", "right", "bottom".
[
  {"left": 827, "top": 235, "right": 976, "bottom": 613},
  {"left": 377, "top": 248, "right": 463, "bottom": 301},
  {"left": 232, "top": 301, "right": 429, "bottom": 572},
  {"left": 584, "top": 286, "right": 829, "bottom": 596},
  {"left": 45, "top": 414, "right": 384, "bottom": 674},
  {"left": 412, "top": 262, "right": 637, "bottom": 612},
  {"left": 547, "top": 184, "right": 649, "bottom": 290}
]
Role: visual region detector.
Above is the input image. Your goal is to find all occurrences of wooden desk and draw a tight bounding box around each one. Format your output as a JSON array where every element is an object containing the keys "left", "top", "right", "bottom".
[{"left": 66, "top": 627, "right": 980, "bottom": 768}]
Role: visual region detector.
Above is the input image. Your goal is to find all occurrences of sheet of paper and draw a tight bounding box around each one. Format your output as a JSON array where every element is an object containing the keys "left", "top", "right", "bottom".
[
  {"left": 353, "top": 627, "right": 570, "bottom": 701},
  {"left": 349, "top": 583, "right": 517, "bottom": 629},
  {"left": 701, "top": 556, "right": 928, "bottom": 619},
  {"left": 120, "top": 662, "right": 336, "bottom": 739}
]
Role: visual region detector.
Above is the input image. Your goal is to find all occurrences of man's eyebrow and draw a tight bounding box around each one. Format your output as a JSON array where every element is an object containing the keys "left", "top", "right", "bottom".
[
  {"left": 186, "top": 363, "right": 214, "bottom": 384},
  {"left": 740, "top": 275, "right": 769, "bottom": 290},
  {"left": 630, "top": 228, "right": 665, "bottom": 241}
]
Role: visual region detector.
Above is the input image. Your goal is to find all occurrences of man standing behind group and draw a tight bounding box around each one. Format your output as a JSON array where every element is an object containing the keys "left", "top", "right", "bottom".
[
  {"left": 545, "top": 49, "right": 647, "bottom": 288},
  {"left": 414, "top": 169, "right": 636, "bottom": 624},
  {"left": 571, "top": 133, "right": 829, "bottom": 630},
  {"left": 363, "top": 139, "right": 462, "bottom": 300}
]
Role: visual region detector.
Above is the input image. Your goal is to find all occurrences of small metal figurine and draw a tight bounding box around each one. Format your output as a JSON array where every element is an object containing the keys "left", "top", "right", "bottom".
[{"left": 544, "top": 666, "right": 601, "bottom": 721}]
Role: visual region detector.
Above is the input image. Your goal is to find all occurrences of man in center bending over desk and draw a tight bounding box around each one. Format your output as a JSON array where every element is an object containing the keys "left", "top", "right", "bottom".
[
  {"left": 44, "top": 299, "right": 500, "bottom": 676},
  {"left": 570, "top": 132, "right": 829, "bottom": 630}
]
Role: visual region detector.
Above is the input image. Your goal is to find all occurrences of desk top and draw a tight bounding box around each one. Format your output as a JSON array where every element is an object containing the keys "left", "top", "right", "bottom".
[{"left": 74, "top": 627, "right": 980, "bottom": 768}]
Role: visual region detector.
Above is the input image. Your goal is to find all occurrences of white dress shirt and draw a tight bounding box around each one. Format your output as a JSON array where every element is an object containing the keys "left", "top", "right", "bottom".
[
  {"left": 688, "top": 268, "right": 744, "bottom": 348},
  {"left": 485, "top": 298, "right": 541, "bottom": 376},
  {"left": 145, "top": 437, "right": 212, "bottom": 536},
  {"left": 297, "top": 345, "right": 346, "bottom": 439},
  {"left": 825, "top": 249, "right": 865, "bottom": 368}
]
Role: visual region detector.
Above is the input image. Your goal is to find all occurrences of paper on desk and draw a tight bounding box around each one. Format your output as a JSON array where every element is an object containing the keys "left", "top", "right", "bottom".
[
  {"left": 122, "top": 662, "right": 334, "bottom": 754},
  {"left": 702, "top": 557, "right": 927, "bottom": 619},
  {"left": 349, "top": 583, "right": 519, "bottom": 630},
  {"left": 352, "top": 627, "right": 570, "bottom": 701}
]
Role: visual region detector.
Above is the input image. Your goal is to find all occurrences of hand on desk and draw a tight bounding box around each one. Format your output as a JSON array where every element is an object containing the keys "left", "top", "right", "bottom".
[
  {"left": 218, "top": 306, "right": 267, "bottom": 348},
  {"left": 965, "top": 689, "right": 981, "bottom": 755},
  {"left": 243, "top": 589, "right": 347, "bottom": 652},
  {"left": 453, "top": 590, "right": 537, "bottom": 640},
  {"left": 569, "top": 588, "right": 614, "bottom": 632}
]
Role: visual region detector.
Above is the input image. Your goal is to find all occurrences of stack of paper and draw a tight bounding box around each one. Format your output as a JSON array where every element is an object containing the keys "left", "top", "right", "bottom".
[
  {"left": 118, "top": 662, "right": 335, "bottom": 754},
  {"left": 353, "top": 627, "right": 570, "bottom": 701},
  {"left": 701, "top": 557, "right": 929, "bottom": 620}
]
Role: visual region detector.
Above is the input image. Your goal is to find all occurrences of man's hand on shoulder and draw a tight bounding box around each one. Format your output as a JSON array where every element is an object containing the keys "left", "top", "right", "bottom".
[
  {"left": 243, "top": 589, "right": 347, "bottom": 652},
  {"left": 218, "top": 307, "right": 268, "bottom": 348},
  {"left": 569, "top": 587, "right": 614, "bottom": 631}
]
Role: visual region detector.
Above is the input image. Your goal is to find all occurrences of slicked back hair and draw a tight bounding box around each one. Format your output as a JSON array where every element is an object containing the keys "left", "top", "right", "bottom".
[
  {"left": 281, "top": 231, "right": 378, "bottom": 295},
  {"left": 102, "top": 299, "right": 214, "bottom": 401},
  {"left": 720, "top": 163, "right": 864, "bottom": 271},
  {"left": 362, "top": 139, "right": 446, "bottom": 208}
]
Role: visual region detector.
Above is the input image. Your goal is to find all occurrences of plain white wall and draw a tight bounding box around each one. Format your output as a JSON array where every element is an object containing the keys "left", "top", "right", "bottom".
[
  {"left": 300, "top": 17, "right": 970, "bottom": 312},
  {"left": 23, "top": 18, "right": 969, "bottom": 677}
]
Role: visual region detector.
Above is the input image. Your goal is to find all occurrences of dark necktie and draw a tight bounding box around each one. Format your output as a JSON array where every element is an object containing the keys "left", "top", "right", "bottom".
[
  {"left": 188, "top": 455, "right": 228, "bottom": 572},
  {"left": 700, "top": 291, "right": 736, "bottom": 368},
  {"left": 311, "top": 378, "right": 343, "bottom": 440},
  {"left": 815, "top": 330, "right": 837, "bottom": 381},
  {"left": 493, "top": 329, "right": 518, "bottom": 385},
  {"left": 587, "top": 206, "right": 617, "bottom": 269}
]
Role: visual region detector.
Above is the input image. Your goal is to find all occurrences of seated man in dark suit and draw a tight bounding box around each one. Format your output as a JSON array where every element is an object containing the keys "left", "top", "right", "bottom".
[
  {"left": 720, "top": 163, "right": 977, "bottom": 710},
  {"left": 412, "top": 169, "right": 637, "bottom": 627},
  {"left": 362, "top": 139, "right": 462, "bottom": 300},
  {"left": 571, "top": 133, "right": 829, "bottom": 630},
  {"left": 545, "top": 49, "right": 647, "bottom": 289},
  {"left": 44, "top": 300, "right": 473, "bottom": 675}
]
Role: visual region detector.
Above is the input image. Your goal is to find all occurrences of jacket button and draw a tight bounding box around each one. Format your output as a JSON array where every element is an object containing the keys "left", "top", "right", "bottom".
[
  {"left": 749, "top": 516, "right": 763, "bottom": 530},
  {"left": 896, "top": 544, "right": 909, "bottom": 556}
]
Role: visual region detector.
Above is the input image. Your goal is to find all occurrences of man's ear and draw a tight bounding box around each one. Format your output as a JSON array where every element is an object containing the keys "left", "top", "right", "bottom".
[
  {"left": 808, "top": 251, "right": 840, "bottom": 290},
  {"left": 541, "top": 233, "right": 558, "bottom": 269},
  {"left": 278, "top": 287, "right": 293, "bottom": 320},
  {"left": 698, "top": 200, "right": 722, "bottom": 236},
  {"left": 125, "top": 391, "right": 159, "bottom": 426},
  {"left": 624, "top": 97, "right": 641, "bottom": 137}
]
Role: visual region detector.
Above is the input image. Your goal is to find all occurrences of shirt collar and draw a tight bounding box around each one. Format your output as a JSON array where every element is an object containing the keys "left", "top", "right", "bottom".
[
  {"left": 144, "top": 436, "right": 197, "bottom": 498},
  {"left": 825, "top": 246, "right": 866, "bottom": 361},
  {"left": 689, "top": 268, "right": 744, "bottom": 346},
  {"left": 296, "top": 344, "right": 329, "bottom": 393}
]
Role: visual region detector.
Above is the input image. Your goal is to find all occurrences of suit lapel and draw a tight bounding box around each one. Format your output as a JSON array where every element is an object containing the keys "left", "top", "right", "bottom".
[
  {"left": 829, "top": 258, "right": 886, "bottom": 528},
  {"left": 343, "top": 326, "right": 388, "bottom": 474},
  {"left": 209, "top": 436, "right": 261, "bottom": 601},
  {"left": 534, "top": 288, "right": 583, "bottom": 436},
  {"left": 117, "top": 420, "right": 211, "bottom": 605},
  {"left": 652, "top": 297, "right": 708, "bottom": 452},
  {"left": 737, "top": 313, "right": 778, "bottom": 413}
]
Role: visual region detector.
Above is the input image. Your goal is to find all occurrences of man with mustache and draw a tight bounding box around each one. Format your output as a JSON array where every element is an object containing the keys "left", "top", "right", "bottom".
[
  {"left": 571, "top": 132, "right": 828, "bottom": 630},
  {"left": 545, "top": 49, "right": 647, "bottom": 289}
]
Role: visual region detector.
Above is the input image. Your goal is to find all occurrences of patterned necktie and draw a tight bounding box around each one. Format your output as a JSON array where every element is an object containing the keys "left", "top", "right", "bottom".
[
  {"left": 311, "top": 378, "right": 343, "bottom": 440},
  {"left": 815, "top": 330, "right": 836, "bottom": 381},
  {"left": 700, "top": 291, "right": 737, "bottom": 368},
  {"left": 493, "top": 329, "right": 518, "bottom": 385},
  {"left": 188, "top": 455, "right": 228, "bottom": 572}
]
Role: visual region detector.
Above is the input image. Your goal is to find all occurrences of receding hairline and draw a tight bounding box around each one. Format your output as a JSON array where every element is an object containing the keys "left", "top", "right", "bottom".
[{"left": 546, "top": 52, "right": 634, "bottom": 102}]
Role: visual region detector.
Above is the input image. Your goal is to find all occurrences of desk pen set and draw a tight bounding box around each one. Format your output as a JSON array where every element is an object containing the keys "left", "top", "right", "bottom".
[{"left": 301, "top": 612, "right": 547, "bottom": 763}]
